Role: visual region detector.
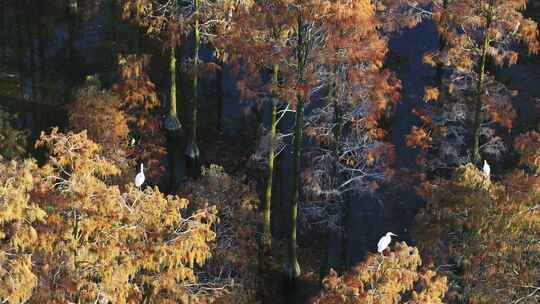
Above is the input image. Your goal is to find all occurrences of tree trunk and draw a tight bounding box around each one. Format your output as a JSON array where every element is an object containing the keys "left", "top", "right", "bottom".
[
  {"left": 287, "top": 14, "right": 308, "bottom": 285},
  {"left": 170, "top": 46, "right": 178, "bottom": 119},
  {"left": 472, "top": 4, "right": 493, "bottom": 164},
  {"left": 0, "top": 0, "right": 4, "bottom": 35},
  {"left": 186, "top": 0, "right": 201, "bottom": 178},
  {"left": 436, "top": 0, "right": 448, "bottom": 85},
  {"left": 38, "top": 27, "right": 46, "bottom": 101},
  {"left": 26, "top": 12, "right": 36, "bottom": 102},
  {"left": 288, "top": 94, "right": 303, "bottom": 283},
  {"left": 164, "top": 45, "right": 183, "bottom": 189},
  {"left": 262, "top": 64, "right": 279, "bottom": 252},
  {"left": 110, "top": 0, "right": 117, "bottom": 42},
  {"left": 216, "top": 64, "right": 223, "bottom": 132},
  {"left": 15, "top": 2, "right": 26, "bottom": 100}
]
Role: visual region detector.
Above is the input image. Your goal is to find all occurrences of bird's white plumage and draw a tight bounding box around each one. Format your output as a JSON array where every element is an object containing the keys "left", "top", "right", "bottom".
[
  {"left": 135, "top": 163, "right": 145, "bottom": 188},
  {"left": 483, "top": 160, "right": 490, "bottom": 178},
  {"left": 377, "top": 232, "right": 397, "bottom": 253}
]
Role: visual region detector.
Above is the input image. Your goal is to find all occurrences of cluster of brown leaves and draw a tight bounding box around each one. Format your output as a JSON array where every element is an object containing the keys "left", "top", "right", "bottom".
[
  {"left": 69, "top": 84, "right": 129, "bottom": 151},
  {"left": 413, "top": 140, "right": 540, "bottom": 303},
  {"left": 310, "top": 242, "right": 447, "bottom": 304},
  {"left": 1, "top": 129, "right": 218, "bottom": 303},
  {"left": 114, "top": 54, "right": 167, "bottom": 184},
  {"left": 179, "top": 165, "right": 260, "bottom": 303}
]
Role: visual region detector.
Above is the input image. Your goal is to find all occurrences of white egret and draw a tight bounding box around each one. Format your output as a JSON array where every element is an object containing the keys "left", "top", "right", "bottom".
[
  {"left": 135, "top": 164, "right": 145, "bottom": 188},
  {"left": 377, "top": 232, "right": 397, "bottom": 253},
  {"left": 483, "top": 160, "right": 490, "bottom": 179}
]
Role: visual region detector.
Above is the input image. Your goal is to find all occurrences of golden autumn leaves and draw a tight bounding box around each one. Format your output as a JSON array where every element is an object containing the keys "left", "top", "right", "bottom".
[
  {"left": 412, "top": 134, "right": 540, "bottom": 302},
  {"left": 311, "top": 242, "right": 448, "bottom": 304},
  {"left": 0, "top": 129, "right": 217, "bottom": 303}
]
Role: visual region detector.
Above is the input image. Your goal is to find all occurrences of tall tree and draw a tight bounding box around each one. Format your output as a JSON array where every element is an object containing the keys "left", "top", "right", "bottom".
[
  {"left": 413, "top": 132, "right": 540, "bottom": 303},
  {"left": 121, "top": 0, "right": 184, "bottom": 136},
  {"left": 411, "top": 0, "right": 539, "bottom": 169},
  {"left": 220, "top": 0, "right": 294, "bottom": 253}
]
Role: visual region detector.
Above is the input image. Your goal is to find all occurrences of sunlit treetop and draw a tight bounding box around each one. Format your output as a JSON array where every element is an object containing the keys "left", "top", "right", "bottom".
[
  {"left": 310, "top": 242, "right": 447, "bottom": 304},
  {"left": 426, "top": 0, "right": 539, "bottom": 70}
]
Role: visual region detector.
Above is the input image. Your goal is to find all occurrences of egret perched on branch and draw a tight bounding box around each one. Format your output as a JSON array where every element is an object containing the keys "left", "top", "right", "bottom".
[
  {"left": 377, "top": 232, "right": 397, "bottom": 254},
  {"left": 483, "top": 160, "right": 490, "bottom": 179},
  {"left": 135, "top": 164, "right": 145, "bottom": 189}
]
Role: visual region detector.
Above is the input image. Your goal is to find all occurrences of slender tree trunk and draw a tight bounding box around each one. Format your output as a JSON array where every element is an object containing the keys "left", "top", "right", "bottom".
[
  {"left": 262, "top": 64, "right": 279, "bottom": 252},
  {"left": 319, "top": 64, "right": 343, "bottom": 281},
  {"left": 192, "top": 0, "right": 200, "bottom": 146},
  {"left": 0, "top": 0, "right": 5, "bottom": 64},
  {"left": 66, "top": 0, "right": 77, "bottom": 89},
  {"left": 165, "top": 45, "right": 183, "bottom": 189},
  {"left": 0, "top": 0, "right": 5, "bottom": 36},
  {"left": 170, "top": 46, "right": 178, "bottom": 119},
  {"left": 216, "top": 64, "right": 223, "bottom": 132},
  {"left": 287, "top": 16, "right": 307, "bottom": 284},
  {"left": 15, "top": 2, "right": 26, "bottom": 100},
  {"left": 186, "top": 0, "right": 201, "bottom": 178},
  {"left": 38, "top": 27, "right": 46, "bottom": 101},
  {"left": 472, "top": 4, "right": 493, "bottom": 164},
  {"left": 110, "top": 0, "right": 117, "bottom": 42},
  {"left": 288, "top": 93, "right": 303, "bottom": 282},
  {"left": 26, "top": 14, "right": 36, "bottom": 102},
  {"left": 436, "top": 0, "right": 448, "bottom": 85}
]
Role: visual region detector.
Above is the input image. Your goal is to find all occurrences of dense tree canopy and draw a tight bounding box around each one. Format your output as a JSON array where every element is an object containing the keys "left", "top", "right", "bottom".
[{"left": 0, "top": 0, "right": 539, "bottom": 303}]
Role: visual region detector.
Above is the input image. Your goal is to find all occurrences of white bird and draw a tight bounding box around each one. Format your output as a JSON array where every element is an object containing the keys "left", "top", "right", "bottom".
[
  {"left": 135, "top": 163, "right": 145, "bottom": 188},
  {"left": 483, "top": 160, "right": 490, "bottom": 179},
  {"left": 377, "top": 232, "right": 397, "bottom": 253}
]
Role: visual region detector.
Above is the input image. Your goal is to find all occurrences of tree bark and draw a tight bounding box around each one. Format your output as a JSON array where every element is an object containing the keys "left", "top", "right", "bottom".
[
  {"left": 185, "top": 0, "right": 201, "bottom": 178},
  {"left": 26, "top": 10, "right": 36, "bottom": 102},
  {"left": 15, "top": 1, "right": 26, "bottom": 100},
  {"left": 287, "top": 15, "right": 307, "bottom": 284},
  {"left": 170, "top": 46, "right": 178, "bottom": 118},
  {"left": 472, "top": 1, "right": 493, "bottom": 164},
  {"left": 262, "top": 64, "right": 279, "bottom": 252}
]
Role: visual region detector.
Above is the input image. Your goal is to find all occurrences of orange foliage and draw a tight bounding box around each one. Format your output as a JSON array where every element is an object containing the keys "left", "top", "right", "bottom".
[
  {"left": 310, "top": 242, "right": 447, "bottom": 304},
  {"left": 1, "top": 129, "right": 217, "bottom": 303},
  {"left": 114, "top": 54, "right": 167, "bottom": 184},
  {"left": 69, "top": 85, "right": 129, "bottom": 152},
  {"left": 413, "top": 149, "right": 540, "bottom": 303},
  {"left": 423, "top": 87, "right": 439, "bottom": 103},
  {"left": 406, "top": 126, "right": 432, "bottom": 150}
]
